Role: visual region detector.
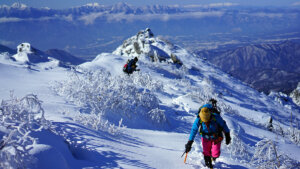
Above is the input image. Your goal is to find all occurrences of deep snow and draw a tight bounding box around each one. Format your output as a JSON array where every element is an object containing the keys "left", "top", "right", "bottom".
[{"left": 0, "top": 29, "right": 300, "bottom": 169}]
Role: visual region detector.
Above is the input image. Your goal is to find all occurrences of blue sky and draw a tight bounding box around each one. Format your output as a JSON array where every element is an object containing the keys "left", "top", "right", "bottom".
[{"left": 1, "top": 0, "right": 300, "bottom": 9}]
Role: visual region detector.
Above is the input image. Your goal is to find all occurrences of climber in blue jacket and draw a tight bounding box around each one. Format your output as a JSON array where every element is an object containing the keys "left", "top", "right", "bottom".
[{"left": 185, "top": 103, "right": 231, "bottom": 168}]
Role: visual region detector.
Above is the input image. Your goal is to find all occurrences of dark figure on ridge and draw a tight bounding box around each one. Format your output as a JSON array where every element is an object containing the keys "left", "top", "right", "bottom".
[{"left": 123, "top": 57, "right": 140, "bottom": 75}]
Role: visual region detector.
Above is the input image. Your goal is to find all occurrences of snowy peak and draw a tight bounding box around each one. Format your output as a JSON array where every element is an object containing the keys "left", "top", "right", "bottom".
[
  {"left": 113, "top": 28, "right": 183, "bottom": 65},
  {"left": 139, "top": 28, "right": 154, "bottom": 39},
  {"left": 0, "top": 3, "right": 183, "bottom": 18},
  {"left": 0, "top": 3, "right": 28, "bottom": 9},
  {"left": 110, "top": 2, "right": 132, "bottom": 13},
  {"left": 84, "top": 3, "right": 102, "bottom": 8},
  {"left": 11, "top": 2, "right": 28, "bottom": 9}
]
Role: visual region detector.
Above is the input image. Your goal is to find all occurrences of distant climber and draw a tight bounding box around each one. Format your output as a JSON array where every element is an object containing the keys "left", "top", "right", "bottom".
[
  {"left": 184, "top": 103, "right": 231, "bottom": 168},
  {"left": 123, "top": 57, "right": 140, "bottom": 75}
]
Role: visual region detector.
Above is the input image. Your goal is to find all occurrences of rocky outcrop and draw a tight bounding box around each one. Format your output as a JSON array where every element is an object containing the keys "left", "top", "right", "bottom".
[
  {"left": 11, "top": 43, "right": 84, "bottom": 67},
  {"left": 113, "top": 28, "right": 182, "bottom": 65},
  {"left": 13, "top": 43, "right": 49, "bottom": 63}
]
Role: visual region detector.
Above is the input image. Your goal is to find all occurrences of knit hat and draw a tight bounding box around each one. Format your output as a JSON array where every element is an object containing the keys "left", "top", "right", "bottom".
[{"left": 200, "top": 107, "right": 211, "bottom": 122}]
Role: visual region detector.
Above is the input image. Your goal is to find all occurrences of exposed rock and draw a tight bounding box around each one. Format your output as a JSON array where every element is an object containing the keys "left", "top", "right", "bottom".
[
  {"left": 113, "top": 28, "right": 183, "bottom": 66},
  {"left": 170, "top": 53, "right": 182, "bottom": 65},
  {"left": 133, "top": 42, "right": 141, "bottom": 54},
  {"left": 13, "top": 43, "right": 49, "bottom": 63}
]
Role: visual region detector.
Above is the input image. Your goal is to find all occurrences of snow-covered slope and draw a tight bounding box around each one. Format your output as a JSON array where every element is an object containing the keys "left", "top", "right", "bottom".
[
  {"left": 0, "top": 29, "right": 299, "bottom": 169},
  {"left": 290, "top": 82, "right": 300, "bottom": 106}
]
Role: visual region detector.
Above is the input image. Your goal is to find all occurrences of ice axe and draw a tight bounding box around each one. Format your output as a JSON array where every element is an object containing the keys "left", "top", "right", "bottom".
[{"left": 181, "top": 151, "right": 188, "bottom": 164}]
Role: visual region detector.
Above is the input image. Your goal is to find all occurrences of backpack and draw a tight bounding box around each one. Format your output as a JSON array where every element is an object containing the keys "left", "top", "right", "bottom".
[
  {"left": 123, "top": 63, "right": 128, "bottom": 72},
  {"left": 197, "top": 103, "right": 220, "bottom": 116},
  {"left": 198, "top": 114, "right": 223, "bottom": 141},
  {"left": 197, "top": 104, "right": 223, "bottom": 138}
]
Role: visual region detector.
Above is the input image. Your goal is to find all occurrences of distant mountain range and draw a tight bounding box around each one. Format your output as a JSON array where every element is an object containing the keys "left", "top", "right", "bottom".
[
  {"left": 196, "top": 41, "right": 300, "bottom": 94},
  {"left": 0, "top": 2, "right": 182, "bottom": 18},
  {"left": 0, "top": 3, "right": 299, "bottom": 58}
]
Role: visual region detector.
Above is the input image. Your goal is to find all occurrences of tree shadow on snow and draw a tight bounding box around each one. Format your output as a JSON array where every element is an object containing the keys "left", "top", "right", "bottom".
[
  {"left": 153, "top": 67, "right": 182, "bottom": 79},
  {"left": 52, "top": 122, "right": 149, "bottom": 148},
  {"left": 214, "top": 161, "right": 249, "bottom": 169},
  {"left": 51, "top": 122, "right": 154, "bottom": 168},
  {"left": 69, "top": 145, "right": 153, "bottom": 169},
  {"left": 159, "top": 104, "right": 195, "bottom": 134}
]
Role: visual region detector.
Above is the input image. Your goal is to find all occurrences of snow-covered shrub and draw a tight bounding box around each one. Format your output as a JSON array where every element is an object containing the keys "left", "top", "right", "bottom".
[
  {"left": 0, "top": 52, "right": 12, "bottom": 62},
  {"left": 268, "top": 91, "right": 300, "bottom": 111},
  {"left": 187, "top": 85, "right": 216, "bottom": 105},
  {"left": 130, "top": 72, "right": 164, "bottom": 92},
  {"left": 147, "top": 108, "right": 166, "bottom": 124},
  {"left": 251, "top": 138, "right": 300, "bottom": 169},
  {"left": 287, "top": 113, "right": 300, "bottom": 145},
  {"left": 271, "top": 116, "right": 300, "bottom": 146},
  {"left": 0, "top": 94, "right": 50, "bottom": 169},
  {"left": 74, "top": 112, "right": 126, "bottom": 135},
  {"left": 226, "top": 133, "right": 252, "bottom": 162},
  {"left": 53, "top": 68, "right": 167, "bottom": 128},
  {"left": 168, "top": 64, "right": 188, "bottom": 78}
]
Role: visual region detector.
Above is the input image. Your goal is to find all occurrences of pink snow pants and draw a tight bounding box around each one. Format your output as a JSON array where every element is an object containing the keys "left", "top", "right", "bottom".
[{"left": 201, "top": 137, "right": 221, "bottom": 158}]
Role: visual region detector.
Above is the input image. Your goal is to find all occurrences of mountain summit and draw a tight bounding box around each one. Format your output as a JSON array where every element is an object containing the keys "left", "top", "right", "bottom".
[
  {"left": 113, "top": 28, "right": 182, "bottom": 65},
  {"left": 11, "top": 2, "right": 28, "bottom": 9}
]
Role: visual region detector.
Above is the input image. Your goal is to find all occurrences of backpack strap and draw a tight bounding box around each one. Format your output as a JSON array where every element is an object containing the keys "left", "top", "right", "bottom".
[
  {"left": 198, "top": 119, "right": 203, "bottom": 135},
  {"left": 212, "top": 114, "right": 223, "bottom": 136}
]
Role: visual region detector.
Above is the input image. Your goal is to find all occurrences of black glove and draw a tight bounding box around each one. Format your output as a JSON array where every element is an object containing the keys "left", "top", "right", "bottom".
[
  {"left": 185, "top": 140, "right": 194, "bottom": 153},
  {"left": 225, "top": 132, "right": 231, "bottom": 145}
]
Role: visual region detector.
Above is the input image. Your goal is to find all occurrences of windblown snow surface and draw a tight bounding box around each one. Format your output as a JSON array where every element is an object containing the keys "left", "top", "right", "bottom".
[{"left": 0, "top": 30, "right": 300, "bottom": 169}]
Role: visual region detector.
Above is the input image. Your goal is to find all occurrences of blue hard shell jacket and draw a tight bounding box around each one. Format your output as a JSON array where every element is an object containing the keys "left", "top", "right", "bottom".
[{"left": 189, "top": 113, "right": 230, "bottom": 141}]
